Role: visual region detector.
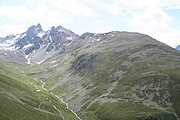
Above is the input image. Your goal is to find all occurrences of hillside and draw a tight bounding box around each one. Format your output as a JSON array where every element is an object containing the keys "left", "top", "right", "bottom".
[
  {"left": 0, "top": 58, "right": 81, "bottom": 120},
  {"left": 25, "top": 31, "right": 180, "bottom": 119},
  {"left": 0, "top": 25, "right": 180, "bottom": 120}
]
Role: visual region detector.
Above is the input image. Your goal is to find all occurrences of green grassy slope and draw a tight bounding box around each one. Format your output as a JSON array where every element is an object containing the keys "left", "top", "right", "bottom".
[
  {"left": 75, "top": 32, "right": 180, "bottom": 119},
  {"left": 22, "top": 32, "right": 180, "bottom": 119},
  {"left": 0, "top": 59, "right": 79, "bottom": 120}
]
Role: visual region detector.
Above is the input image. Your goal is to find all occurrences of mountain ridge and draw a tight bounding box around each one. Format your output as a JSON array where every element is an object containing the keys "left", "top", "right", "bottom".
[
  {"left": 0, "top": 24, "right": 180, "bottom": 120},
  {"left": 1, "top": 23, "right": 178, "bottom": 58}
]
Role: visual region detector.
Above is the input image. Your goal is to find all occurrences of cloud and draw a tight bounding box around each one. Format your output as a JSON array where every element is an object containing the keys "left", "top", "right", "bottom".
[
  {"left": 45, "top": 0, "right": 97, "bottom": 16},
  {"left": 87, "top": 0, "right": 180, "bottom": 47},
  {"left": 0, "top": 0, "right": 97, "bottom": 37},
  {"left": 0, "top": 24, "right": 26, "bottom": 36},
  {"left": 25, "top": 0, "right": 97, "bottom": 17},
  {"left": 165, "top": 0, "right": 180, "bottom": 9},
  {"left": 86, "top": 0, "right": 124, "bottom": 15},
  {"left": 127, "top": 6, "right": 180, "bottom": 47},
  {"left": 0, "top": 0, "right": 179, "bottom": 47}
]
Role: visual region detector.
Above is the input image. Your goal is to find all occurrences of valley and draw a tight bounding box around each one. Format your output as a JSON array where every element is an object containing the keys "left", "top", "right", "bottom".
[{"left": 0, "top": 24, "right": 180, "bottom": 120}]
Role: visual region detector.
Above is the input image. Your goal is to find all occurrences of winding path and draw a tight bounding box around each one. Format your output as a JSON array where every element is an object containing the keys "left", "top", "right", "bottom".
[
  {"left": 32, "top": 78, "right": 82, "bottom": 120},
  {"left": 52, "top": 92, "right": 82, "bottom": 120},
  {"left": 50, "top": 100, "right": 65, "bottom": 120}
]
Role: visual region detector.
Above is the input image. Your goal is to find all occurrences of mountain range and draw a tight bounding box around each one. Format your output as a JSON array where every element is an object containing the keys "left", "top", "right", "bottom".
[{"left": 0, "top": 24, "right": 180, "bottom": 120}]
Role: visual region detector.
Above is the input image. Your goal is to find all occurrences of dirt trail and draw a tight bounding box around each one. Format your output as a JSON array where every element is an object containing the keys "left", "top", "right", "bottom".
[{"left": 32, "top": 78, "right": 82, "bottom": 120}]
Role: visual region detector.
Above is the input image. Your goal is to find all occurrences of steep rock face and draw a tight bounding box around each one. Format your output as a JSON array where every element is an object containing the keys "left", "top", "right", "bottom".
[
  {"left": 14, "top": 24, "right": 78, "bottom": 55},
  {"left": 45, "top": 25, "right": 78, "bottom": 52},
  {"left": 0, "top": 24, "right": 79, "bottom": 64},
  {"left": 15, "top": 24, "right": 44, "bottom": 51}
]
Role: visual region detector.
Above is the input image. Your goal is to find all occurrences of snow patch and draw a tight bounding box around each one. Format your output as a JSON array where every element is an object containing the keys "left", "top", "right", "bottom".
[
  {"left": 20, "top": 33, "right": 27, "bottom": 39},
  {"left": 25, "top": 55, "right": 31, "bottom": 64},
  {"left": 23, "top": 44, "right": 33, "bottom": 49},
  {"left": 37, "top": 32, "right": 45, "bottom": 38},
  {"left": 0, "top": 34, "right": 21, "bottom": 51},
  {"left": 27, "top": 58, "right": 31, "bottom": 64},
  {"left": 1, "top": 46, "right": 16, "bottom": 51},
  {"left": 49, "top": 36, "right": 52, "bottom": 42},
  {"left": 14, "top": 34, "right": 21, "bottom": 39},
  {"left": 0, "top": 41, "right": 15, "bottom": 51},
  {"left": 53, "top": 64, "right": 58, "bottom": 67},
  {"left": 36, "top": 59, "right": 45, "bottom": 64},
  {"left": 96, "top": 38, "right": 101, "bottom": 41},
  {"left": 51, "top": 60, "right": 56, "bottom": 63},
  {"left": 67, "top": 37, "right": 72, "bottom": 40}
]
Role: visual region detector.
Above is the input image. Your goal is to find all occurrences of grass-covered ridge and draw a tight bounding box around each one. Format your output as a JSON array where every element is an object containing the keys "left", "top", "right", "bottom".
[
  {"left": 69, "top": 32, "right": 180, "bottom": 119},
  {"left": 1, "top": 32, "right": 180, "bottom": 120}
]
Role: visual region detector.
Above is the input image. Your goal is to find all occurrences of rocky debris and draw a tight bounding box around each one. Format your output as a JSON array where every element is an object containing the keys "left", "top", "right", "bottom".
[{"left": 123, "top": 75, "right": 173, "bottom": 112}]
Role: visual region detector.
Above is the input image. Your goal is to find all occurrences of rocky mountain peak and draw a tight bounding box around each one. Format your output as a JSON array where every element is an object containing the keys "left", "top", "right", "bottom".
[
  {"left": 36, "top": 23, "right": 43, "bottom": 31},
  {"left": 50, "top": 26, "right": 56, "bottom": 32},
  {"left": 50, "top": 25, "right": 74, "bottom": 35},
  {"left": 49, "top": 25, "right": 78, "bottom": 42},
  {"left": 5, "top": 34, "right": 16, "bottom": 40},
  {"left": 0, "top": 24, "right": 80, "bottom": 60},
  {"left": 27, "top": 23, "right": 43, "bottom": 36}
]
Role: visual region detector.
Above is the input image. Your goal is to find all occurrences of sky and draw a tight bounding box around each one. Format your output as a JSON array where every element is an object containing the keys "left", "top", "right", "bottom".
[{"left": 0, "top": 0, "right": 180, "bottom": 47}]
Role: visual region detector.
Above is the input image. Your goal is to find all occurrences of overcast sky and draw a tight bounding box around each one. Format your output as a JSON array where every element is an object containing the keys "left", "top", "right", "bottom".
[{"left": 0, "top": 0, "right": 180, "bottom": 47}]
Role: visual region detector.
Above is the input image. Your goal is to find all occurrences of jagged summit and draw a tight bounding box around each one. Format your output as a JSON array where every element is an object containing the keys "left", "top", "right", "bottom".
[
  {"left": 0, "top": 24, "right": 120, "bottom": 64},
  {"left": 0, "top": 24, "right": 81, "bottom": 64},
  {"left": 36, "top": 23, "right": 43, "bottom": 31},
  {"left": 0, "top": 23, "right": 179, "bottom": 65},
  {"left": 26, "top": 23, "right": 43, "bottom": 35},
  {"left": 8, "top": 24, "right": 78, "bottom": 56}
]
